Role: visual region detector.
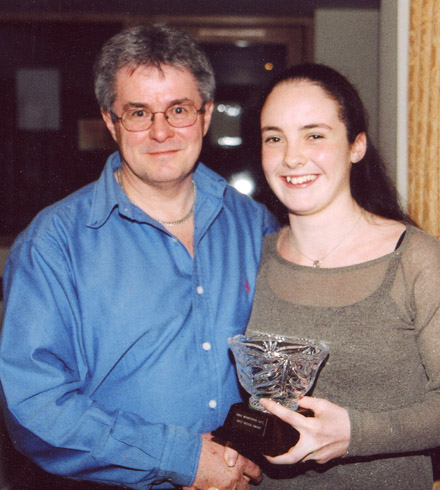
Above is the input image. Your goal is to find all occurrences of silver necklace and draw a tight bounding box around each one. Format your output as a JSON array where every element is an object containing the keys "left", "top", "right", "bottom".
[
  {"left": 117, "top": 168, "right": 196, "bottom": 227},
  {"left": 288, "top": 213, "right": 362, "bottom": 268}
]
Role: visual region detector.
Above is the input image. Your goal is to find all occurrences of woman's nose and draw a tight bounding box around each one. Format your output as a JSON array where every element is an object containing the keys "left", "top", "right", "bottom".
[{"left": 283, "top": 143, "right": 306, "bottom": 168}]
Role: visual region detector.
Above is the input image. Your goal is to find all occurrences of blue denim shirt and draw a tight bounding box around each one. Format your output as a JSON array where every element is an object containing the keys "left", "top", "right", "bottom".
[{"left": 0, "top": 152, "right": 278, "bottom": 489}]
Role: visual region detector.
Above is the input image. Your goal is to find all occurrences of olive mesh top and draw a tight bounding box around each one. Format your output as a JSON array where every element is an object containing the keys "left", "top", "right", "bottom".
[{"left": 246, "top": 225, "right": 440, "bottom": 490}]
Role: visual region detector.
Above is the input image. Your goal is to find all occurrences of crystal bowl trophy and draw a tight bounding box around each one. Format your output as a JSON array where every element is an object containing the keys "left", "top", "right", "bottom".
[{"left": 213, "top": 333, "right": 328, "bottom": 457}]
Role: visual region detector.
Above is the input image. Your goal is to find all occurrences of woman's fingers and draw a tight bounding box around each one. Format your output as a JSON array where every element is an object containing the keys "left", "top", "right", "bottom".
[
  {"left": 259, "top": 398, "right": 309, "bottom": 464},
  {"left": 264, "top": 450, "right": 301, "bottom": 465},
  {"left": 260, "top": 396, "right": 350, "bottom": 465},
  {"left": 297, "top": 396, "right": 320, "bottom": 412},
  {"left": 260, "top": 398, "right": 308, "bottom": 427}
]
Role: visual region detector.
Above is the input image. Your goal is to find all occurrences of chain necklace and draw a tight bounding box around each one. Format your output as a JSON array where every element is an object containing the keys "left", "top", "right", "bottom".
[
  {"left": 288, "top": 212, "right": 362, "bottom": 268},
  {"left": 117, "top": 168, "right": 196, "bottom": 227}
]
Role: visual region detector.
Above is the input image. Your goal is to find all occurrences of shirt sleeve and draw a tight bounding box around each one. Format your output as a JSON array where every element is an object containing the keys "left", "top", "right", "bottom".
[
  {"left": 346, "top": 231, "right": 440, "bottom": 457},
  {"left": 0, "top": 236, "right": 201, "bottom": 489}
]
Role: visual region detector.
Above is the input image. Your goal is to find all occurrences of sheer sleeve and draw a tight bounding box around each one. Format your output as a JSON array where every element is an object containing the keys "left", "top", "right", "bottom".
[{"left": 347, "top": 228, "right": 440, "bottom": 456}]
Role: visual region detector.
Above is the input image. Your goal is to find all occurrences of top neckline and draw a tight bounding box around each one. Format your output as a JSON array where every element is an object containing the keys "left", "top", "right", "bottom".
[{"left": 269, "top": 225, "right": 411, "bottom": 273}]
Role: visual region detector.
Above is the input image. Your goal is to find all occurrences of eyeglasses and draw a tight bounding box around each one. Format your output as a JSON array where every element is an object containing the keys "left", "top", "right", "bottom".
[{"left": 112, "top": 102, "right": 206, "bottom": 132}]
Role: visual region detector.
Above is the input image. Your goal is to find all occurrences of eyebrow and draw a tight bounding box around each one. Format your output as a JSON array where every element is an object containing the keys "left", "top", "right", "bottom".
[
  {"left": 302, "top": 123, "right": 333, "bottom": 131},
  {"left": 261, "top": 125, "right": 282, "bottom": 132},
  {"left": 261, "top": 123, "right": 333, "bottom": 133},
  {"left": 122, "top": 98, "right": 194, "bottom": 111}
]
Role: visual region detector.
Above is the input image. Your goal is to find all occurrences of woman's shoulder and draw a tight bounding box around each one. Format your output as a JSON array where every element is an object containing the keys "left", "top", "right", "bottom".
[
  {"left": 261, "top": 229, "right": 282, "bottom": 260},
  {"left": 401, "top": 224, "right": 440, "bottom": 268},
  {"left": 262, "top": 229, "right": 282, "bottom": 245},
  {"left": 364, "top": 216, "right": 438, "bottom": 263},
  {"left": 404, "top": 224, "right": 440, "bottom": 247}
]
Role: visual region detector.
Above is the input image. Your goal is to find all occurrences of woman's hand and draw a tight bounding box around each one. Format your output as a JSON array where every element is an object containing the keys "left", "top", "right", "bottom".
[{"left": 260, "top": 396, "right": 350, "bottom": 465}]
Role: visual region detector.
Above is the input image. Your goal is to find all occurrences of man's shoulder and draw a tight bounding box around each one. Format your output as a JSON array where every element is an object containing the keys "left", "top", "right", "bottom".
[
  {"left": 196, "top": 164, "right": 279, "bottom": 236},
  {"left": 196, "top": 163, "right": 271, "bottom": 212},
  {"left": 13, "top": 181, "right": 96, "bottom": 251}
]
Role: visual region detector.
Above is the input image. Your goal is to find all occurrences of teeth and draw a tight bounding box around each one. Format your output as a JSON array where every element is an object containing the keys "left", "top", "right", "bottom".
[{"left": 286, "top": 175, "right": 316, "bottom": 185}]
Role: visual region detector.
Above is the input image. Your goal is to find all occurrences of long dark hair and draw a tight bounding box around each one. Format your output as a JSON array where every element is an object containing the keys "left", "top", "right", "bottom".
[{"left": 260, "top": 63, "right": 414, "bottom": 225}]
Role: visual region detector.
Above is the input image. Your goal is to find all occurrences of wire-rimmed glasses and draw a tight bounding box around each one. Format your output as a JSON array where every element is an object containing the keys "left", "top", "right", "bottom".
[{"left": 111, "top": 102, "right": 206, "bottom": 132}]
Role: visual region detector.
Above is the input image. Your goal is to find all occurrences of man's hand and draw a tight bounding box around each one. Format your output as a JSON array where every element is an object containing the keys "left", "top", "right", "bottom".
[{"left": 184, "top": 432, "right": 262, "bottom": 490}]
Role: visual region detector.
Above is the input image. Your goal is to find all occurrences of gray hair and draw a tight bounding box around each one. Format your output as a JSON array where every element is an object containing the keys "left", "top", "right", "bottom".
[{"left": 94, "top": 23, "right": 216, "bottom": 113}]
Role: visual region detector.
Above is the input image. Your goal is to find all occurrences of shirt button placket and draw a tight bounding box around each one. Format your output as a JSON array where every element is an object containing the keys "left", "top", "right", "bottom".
[
  {"left": 205, "top": 339, "right": 216, "bottom": 410},
  {"left": 195, "top": 283, "right": 217, "bottom": 412}
]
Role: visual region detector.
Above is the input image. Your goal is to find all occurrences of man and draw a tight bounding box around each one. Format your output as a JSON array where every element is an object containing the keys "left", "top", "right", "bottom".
[{"left": 0, "top": 24, "right": 277, "bottom": 489}]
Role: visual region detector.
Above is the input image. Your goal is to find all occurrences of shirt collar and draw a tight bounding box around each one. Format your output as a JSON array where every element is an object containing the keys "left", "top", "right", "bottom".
[
  {"left": 193, "top": 161, "right": 227, "bottom": 200},
  {"left": 87, "top": 152, "right": 123, "bottom": 229},
  {"left": 86, "top": 152, "right": 228, "bottom": 229}
]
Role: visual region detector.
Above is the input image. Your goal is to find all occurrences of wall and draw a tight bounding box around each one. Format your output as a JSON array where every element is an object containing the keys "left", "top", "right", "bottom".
[
  {"left": 379, "top": 0, "right": 410, "bottom": 207},
  {"left": 314, "top": 3, "right": 411, "bottom": 208},
  {"left": 314, "top": 7, "right": 380, "bottom": 143}
]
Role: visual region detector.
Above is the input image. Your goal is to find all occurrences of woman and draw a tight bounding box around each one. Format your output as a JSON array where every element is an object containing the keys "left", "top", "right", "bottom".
[{"left": 244, "top": 64, "right": 440, "bottom": 489}]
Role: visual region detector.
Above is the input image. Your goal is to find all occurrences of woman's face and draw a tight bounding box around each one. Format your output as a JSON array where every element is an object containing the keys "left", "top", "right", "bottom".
[{"left": 261, "top": 80, "right": 366, "bottom": 217}]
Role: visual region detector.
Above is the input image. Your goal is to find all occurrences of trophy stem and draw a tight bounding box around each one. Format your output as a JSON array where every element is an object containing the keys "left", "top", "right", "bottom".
[
  {"left": 249, "top": 395, "right": 264, "bottom": 412},
  {"left": 249, "top": 395, "right": 298, "bottom": 412}
]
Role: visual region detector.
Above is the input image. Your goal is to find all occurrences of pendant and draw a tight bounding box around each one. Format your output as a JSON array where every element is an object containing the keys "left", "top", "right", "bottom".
[{"left": 313, "top": 260, "right": 321, "bottom": 268}]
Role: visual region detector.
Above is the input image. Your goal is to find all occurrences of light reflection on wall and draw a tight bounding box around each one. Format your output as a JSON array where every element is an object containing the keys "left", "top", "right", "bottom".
[
  {"left": 229, "top": 171, "right": 256, "bottom": 196},
  {"left": 209, "top": 102, "right": 243, "bottom": 148}
]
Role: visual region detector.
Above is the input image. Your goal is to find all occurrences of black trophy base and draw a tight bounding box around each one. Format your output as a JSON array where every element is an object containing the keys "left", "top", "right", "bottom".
[{"left": 212, "top": 402, "right": 304, "bottom": 458}]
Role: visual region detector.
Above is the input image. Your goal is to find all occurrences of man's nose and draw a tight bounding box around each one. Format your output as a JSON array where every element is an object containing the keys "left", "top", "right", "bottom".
[{"left": 148, "top": 112, "right": 174, "bottom": 141}]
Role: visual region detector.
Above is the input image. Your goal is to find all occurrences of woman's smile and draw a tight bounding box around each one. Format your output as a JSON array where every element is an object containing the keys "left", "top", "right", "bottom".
[{"left": 284, "top": 174, "right": 319, "bottom": 186}]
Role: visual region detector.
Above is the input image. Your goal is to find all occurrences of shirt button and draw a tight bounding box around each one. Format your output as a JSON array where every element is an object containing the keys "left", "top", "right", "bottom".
[
  {"left": 196, "top": 286, "right": 204, "bottom": 295},
  {"left": 202, "top": 342, "right": 211, "bottom": 351},
  {"left": 208, "top": 399, "right": 217, "bottom": 409}
]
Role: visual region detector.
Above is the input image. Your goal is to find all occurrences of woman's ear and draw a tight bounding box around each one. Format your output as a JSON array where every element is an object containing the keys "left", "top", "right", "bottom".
[{"left": 350, "top": 132, "right": 367, "bottom": 163}]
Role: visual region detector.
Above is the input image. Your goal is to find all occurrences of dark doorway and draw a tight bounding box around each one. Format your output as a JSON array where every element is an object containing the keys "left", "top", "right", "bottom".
[
  {"left": 0, "top": 21, "right": 120, "bottom": 236},
  {"left": 200, "top": 42, "right": 288, "bottom": 219}
]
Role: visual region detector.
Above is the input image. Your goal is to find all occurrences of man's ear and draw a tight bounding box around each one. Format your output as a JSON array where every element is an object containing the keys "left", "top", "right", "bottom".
[
  {"left": 101, "top": 109, "right": 118, "bottom": 142},
  {"left": 351, "top": 132, "right": 367, "bottom": 163},
  {"left": 201, "top": 101, "right": 214, "bottom": 137}
]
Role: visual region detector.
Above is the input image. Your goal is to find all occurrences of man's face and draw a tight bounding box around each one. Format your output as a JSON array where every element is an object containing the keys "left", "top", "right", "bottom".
[{"left": 102, "top": 64, "right": 213, "bottom": 187}]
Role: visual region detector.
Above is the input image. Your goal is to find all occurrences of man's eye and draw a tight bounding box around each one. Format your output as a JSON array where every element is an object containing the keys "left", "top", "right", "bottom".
[
  {"left": 131, "top": 110, "right": 147, "bottom": 118},
  {"left": 309, "top": 134, "right": 323, "bottom": 140},
  {"left": 171, "top": 106, "right": 189, "bottom": 116}
]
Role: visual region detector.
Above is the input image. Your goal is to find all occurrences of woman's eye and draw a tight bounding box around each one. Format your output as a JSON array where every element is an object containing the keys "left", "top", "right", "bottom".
[
  {"left": 264, "top": 136, "right": 281, "bottom": 143},
  {"left": 308, "top": 134, "right": 323, "bottom": 140}
]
